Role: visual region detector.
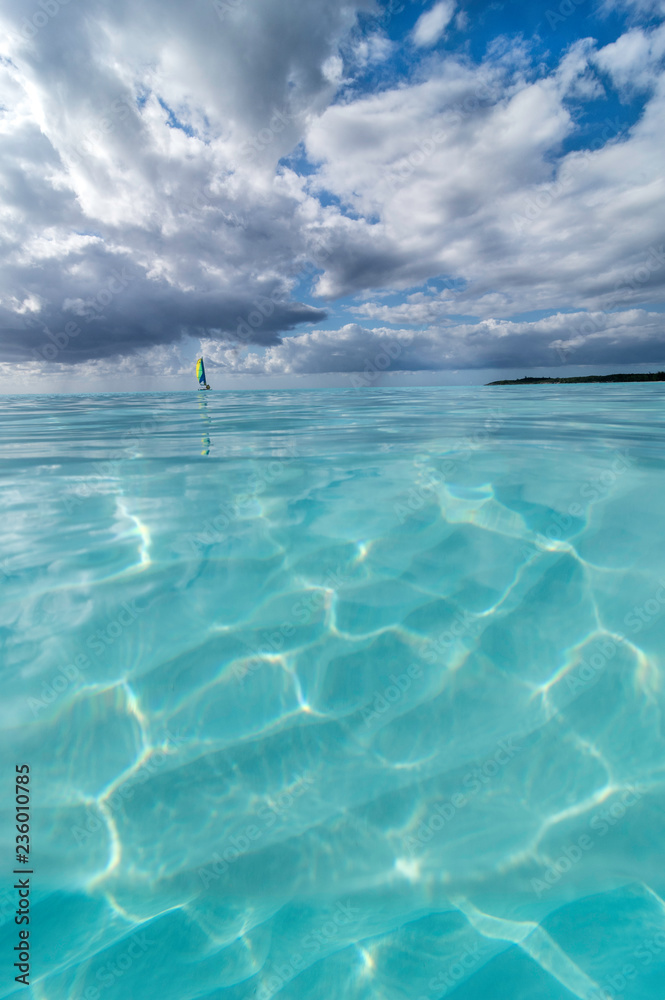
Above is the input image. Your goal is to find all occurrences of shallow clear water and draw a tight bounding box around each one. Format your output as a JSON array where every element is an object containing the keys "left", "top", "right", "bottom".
[{"left": 1, "top": 386, "right": 665, "bottom": 1000}]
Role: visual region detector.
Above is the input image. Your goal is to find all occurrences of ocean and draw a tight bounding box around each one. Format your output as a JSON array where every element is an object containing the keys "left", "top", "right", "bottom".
[{"left": 1, "top": 386, "right": 664, "bottom": 1000}]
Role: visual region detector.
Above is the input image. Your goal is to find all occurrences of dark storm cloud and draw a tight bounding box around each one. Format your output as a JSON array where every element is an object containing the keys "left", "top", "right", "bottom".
[
  {"left": 1, "top": 279, "right": 326, "bottom": 363},
  {"left": 0, "top": 0, "right": 365, "bottom": 365}
]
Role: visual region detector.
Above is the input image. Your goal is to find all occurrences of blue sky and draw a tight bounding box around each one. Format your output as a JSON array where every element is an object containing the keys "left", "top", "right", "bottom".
[{"left": 0, "top": 0, "right": 664, "bottom": 389}]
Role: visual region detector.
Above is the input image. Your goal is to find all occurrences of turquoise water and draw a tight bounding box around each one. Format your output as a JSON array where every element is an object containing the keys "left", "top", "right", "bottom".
[{"left": 1, "top": 386, "right": 665, "bottom": 1000}]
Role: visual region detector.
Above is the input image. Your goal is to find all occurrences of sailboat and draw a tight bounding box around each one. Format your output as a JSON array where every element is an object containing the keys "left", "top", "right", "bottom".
[{"left": 196, "top": 357, "right": 211, "bottom": 391}]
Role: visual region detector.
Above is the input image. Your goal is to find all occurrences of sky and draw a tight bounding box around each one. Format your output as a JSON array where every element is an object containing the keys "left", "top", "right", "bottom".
[{"left": 1, "top": 0, "right": 664, "bottom": 390}]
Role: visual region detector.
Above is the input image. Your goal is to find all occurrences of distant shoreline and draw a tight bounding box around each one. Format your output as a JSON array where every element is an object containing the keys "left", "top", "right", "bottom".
[{"left": 486, "top": 372, "right": 665, "bottom": 385}]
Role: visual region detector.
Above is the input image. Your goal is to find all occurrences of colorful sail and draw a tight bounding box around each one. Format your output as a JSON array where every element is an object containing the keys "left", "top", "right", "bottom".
[{"left": 196, "top": 357, "right": 206, "bottom": 386}]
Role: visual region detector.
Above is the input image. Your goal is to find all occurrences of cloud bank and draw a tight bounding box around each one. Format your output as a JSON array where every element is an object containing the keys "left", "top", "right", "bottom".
[{"left": 0, "top": 0, "right": 664, "bottom": 383}]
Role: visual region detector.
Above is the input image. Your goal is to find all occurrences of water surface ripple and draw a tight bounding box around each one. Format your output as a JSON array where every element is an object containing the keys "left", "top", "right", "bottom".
[{"left": 1, "top": 387, "right": 664, "bottom": 1000}]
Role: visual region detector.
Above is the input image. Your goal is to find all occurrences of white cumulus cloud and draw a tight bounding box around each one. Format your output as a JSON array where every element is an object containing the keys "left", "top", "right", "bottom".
[{"left": 411, "top": 1, "right": 456, "bottom": 48}]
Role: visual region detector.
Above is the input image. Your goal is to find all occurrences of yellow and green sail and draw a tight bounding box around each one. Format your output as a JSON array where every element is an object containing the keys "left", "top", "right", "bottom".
[{"left": 196, "top": 357, "right": 206, "bottom": 386}]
